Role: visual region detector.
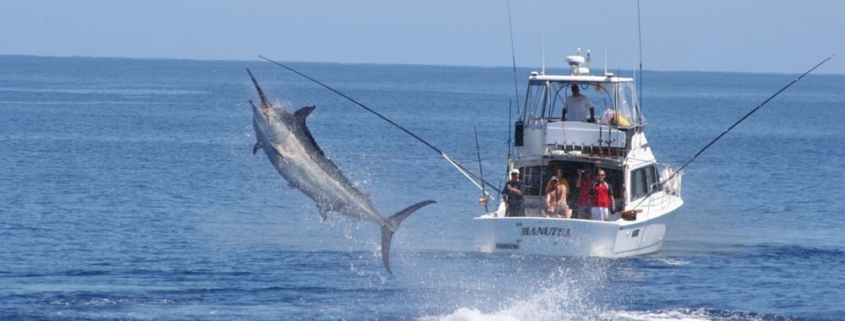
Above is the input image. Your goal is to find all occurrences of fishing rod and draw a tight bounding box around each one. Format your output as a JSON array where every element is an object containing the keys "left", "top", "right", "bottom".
[
  {"left": 257, "top": 55, "right": 500, "bottom": 197},
  {"left": 633, "top": 55, "right": 835, "bottom": 209},
  {"left": 474, "top": 126, "right": 490, "bottom": 212}
]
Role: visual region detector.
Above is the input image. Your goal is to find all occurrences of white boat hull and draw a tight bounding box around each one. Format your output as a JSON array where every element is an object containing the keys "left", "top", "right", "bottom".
[{"left": 472, "top": 201, "right": 681, "bottom": 257}]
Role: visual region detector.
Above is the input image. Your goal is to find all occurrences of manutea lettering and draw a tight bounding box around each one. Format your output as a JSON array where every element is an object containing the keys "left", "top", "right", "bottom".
[{"left": 521, "top": 227, "right": 571, "bottom": 237}]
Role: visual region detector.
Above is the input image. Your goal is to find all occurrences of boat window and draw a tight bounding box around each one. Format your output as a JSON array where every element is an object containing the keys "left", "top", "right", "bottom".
[
  {"left": 631, "top": 168, "right": 648, "bottom": 200},
  {"left": 645, "top": 165, "right": 661, "bottom": 192},
  {"left": 544, "top": 82, "right": 605, "bottom": 121},
  {"left": 523, "top": 81, "right": 549, "bottom": 129},
  {"left": 569, "top": 82, "right": 643, "bottom": 128},
  {"left": 631, "top": 165, "right": 661, "bottom": 200},
  {"left": 518, "top": 165, "right": 545, "bottom": 196},
  {"left": 619, "top": 83, "right": 644, "bottom": 126},
  {"left": 523, "top": 80, "right": 644, "bottom": 128},
  {"left": 595, "top": 83, "right": 641, "bottom": 127},
  {"left": 549, "top": 82, "right": 573, "bottom": 119}
]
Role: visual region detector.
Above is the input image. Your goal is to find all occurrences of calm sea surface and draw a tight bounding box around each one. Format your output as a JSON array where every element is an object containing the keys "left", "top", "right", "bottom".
[{"left": 1, "top": 56, "right": 844, "bottom": 320}]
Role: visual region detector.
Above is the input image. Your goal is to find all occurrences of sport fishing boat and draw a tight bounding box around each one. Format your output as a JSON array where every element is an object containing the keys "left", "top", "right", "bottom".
[{"left": 473, "top": 50, "right": 684, "bottom": 257}]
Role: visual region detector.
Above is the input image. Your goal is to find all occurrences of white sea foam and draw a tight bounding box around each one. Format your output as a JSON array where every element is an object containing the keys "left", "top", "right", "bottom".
[{"left": 428, "top": 307, "right": 734, "bottom": 321}]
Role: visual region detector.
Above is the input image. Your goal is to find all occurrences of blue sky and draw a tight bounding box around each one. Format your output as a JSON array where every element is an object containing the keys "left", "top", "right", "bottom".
[{"left": 3, "top": 0, "right": 843, "bottom": 74}]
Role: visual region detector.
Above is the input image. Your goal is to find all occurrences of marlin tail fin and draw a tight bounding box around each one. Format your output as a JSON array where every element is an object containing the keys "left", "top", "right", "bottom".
[{"left": 380, "top": 200, "right": 436, "bottom": 274}]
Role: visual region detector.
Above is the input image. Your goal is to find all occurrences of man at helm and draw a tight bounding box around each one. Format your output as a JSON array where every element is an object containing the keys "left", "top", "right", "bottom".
[{"left": 562, "top": 84, "right": 596, "bottom": 123}]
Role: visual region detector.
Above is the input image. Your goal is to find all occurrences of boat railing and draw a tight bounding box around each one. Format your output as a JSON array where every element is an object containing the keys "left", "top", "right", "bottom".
[
  {"left": 518, "top": 119, "right": 632, "bottom": 158},
  {"left": 660, "top": 165, "right": 683, "bottom": 197},
  {"left": 629, "top": 164, "right": 682, "bottom": 221}
]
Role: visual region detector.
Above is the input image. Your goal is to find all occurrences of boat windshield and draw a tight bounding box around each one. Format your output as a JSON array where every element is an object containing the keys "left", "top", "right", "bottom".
[{"left": 521, "top": 80, "right": 644, "bottom": 128}]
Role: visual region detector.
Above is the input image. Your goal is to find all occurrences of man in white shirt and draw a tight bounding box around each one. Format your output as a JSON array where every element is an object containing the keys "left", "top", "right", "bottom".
[{"left": 562, "top": 84, "right": 596, "bottom": 123}]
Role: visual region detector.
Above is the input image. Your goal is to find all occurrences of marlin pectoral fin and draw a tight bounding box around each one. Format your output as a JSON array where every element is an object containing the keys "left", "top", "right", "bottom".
[
  {"left": 365, "top": 193, "right": 374, "bottom": 208},
  {"left": 317, "top": 205, "right": 328, "bottom": 222},
  {"left": 253, "top": 141, "right": 262, "bottom": 155},
  {"left": 380, "top": 200, "right": 436, "bottom": 274}
]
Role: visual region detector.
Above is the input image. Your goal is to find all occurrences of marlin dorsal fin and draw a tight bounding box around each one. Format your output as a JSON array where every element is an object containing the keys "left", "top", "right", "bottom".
[{"left": 292, "top": 105, "right": 327, "bottom": 159}]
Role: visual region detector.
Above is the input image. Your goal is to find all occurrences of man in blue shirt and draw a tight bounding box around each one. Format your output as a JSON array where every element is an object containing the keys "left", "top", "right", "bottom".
[{"left": 503, "top": 169, "right": 526, "bottom": 217}]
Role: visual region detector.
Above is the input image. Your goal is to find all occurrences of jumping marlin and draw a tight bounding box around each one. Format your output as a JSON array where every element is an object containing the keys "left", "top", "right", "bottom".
[{"left": 246, "top": 69, "right": 434, "bottom": 274}]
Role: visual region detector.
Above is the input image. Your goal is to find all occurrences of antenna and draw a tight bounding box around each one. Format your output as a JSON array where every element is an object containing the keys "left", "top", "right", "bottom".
[
  {"left": 603, "top": 0, "right": 608, "bottom": 75},
  {"left": 637, "top": 0, "right": 644, "bottom": 121},
  {"left": 541, "top": 0, "right": 546, "bottom": 75}
]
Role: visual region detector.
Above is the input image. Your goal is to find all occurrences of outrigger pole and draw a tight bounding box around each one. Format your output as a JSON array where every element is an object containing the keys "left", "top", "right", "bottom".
[
  {"left": 630, "top": 55, "right": 835, "bottom": 210},
  {"left": 258, "top": 55, "right": 500, "bottom": 197},
  {"left": 506, "top": 0, "right": 520, "bottom": 161},
  {"left": 670, "top": 55, "right": 834, "bottom": 177},
  {"left": 507, "top": 0, "right": 520, "bottom": 112}
]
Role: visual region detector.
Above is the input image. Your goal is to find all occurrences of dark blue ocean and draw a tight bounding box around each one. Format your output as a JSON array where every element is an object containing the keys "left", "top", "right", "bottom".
[{"left": 2, "top": 55, "right": 844, "bottom": 320}]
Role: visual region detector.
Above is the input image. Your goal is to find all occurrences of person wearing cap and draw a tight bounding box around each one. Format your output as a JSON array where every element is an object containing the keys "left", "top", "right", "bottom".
[
  {"left": 561, "top": 84, "right": 596, "bottom": 123},
  {"left": 503, "top": 169, "right": 525, "bottom": 217},
  {"left": 545, "top": 176, "right": 571, "bottom": 218}
]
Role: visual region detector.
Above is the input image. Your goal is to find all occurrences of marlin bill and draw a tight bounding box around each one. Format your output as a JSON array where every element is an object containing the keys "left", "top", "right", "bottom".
[{"left": 246, "top": 69, "right": 434, "bottom": 274}]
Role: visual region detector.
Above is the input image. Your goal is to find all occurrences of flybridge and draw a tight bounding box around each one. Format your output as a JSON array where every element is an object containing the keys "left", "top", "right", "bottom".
[
  {"left": 517, "top": 61, "right": 644, "bottom": 159},
  {"left": 520, "top": 49, "right": 643, "bottom": 136}
]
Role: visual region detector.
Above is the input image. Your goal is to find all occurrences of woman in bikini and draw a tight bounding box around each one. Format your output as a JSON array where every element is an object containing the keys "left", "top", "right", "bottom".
[{"left": 544, "top": 177, "right": 571, "bottom": 218}]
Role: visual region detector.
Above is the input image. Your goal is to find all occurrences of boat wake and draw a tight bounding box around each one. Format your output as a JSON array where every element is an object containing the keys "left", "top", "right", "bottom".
[
  {"left": 419, "top": 282, "right": 599, "bottom": 321},
  {"left": 411, "top": 253, "right": 808, "bottom": 321},
  {"left": 423, "top": 307, "right": 800, "bottom": 321}
]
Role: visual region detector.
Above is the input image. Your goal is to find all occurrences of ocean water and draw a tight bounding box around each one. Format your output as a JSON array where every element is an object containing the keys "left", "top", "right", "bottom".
[{"left": 1, "top": 55, "right": 844, "bottom": 320}]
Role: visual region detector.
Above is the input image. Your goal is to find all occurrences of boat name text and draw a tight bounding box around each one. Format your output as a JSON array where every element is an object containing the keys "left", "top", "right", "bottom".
[{"left": 521, "top": 227, "right": 571, "bottom": 237}]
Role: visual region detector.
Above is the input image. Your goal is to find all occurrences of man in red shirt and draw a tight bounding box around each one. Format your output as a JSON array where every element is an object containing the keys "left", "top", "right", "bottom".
[
  {"left": 589, "top": 169, "right": 615, "bottom": 221},
  {"left": 575, "top": 166, "right": 594, "bottom": 219}
]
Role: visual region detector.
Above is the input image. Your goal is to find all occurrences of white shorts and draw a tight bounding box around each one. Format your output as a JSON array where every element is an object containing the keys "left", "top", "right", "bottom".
[{"left": 590, "top": 207, "right": 609, "bottom": 221}]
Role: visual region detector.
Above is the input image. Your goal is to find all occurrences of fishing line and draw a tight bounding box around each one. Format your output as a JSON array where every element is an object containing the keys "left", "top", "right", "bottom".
[
  {"left": 257, "top": 55, "right": 500, "bottom": 197},
  {"left": 633, "top": 55, "right": 834, "bottom": 209},
  {"left": 671, "top": 55, "right": 833, "bottom": 176}
]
